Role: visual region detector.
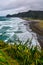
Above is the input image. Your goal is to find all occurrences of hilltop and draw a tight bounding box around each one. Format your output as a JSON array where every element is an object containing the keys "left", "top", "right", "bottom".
[{"left": 6, "top": 10, "right": 43, "bottom": 19}]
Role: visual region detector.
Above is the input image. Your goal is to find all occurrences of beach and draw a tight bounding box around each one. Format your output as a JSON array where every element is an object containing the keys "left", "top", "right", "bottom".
[{"left": 23, "top": 18, "right": 43, "bottom": 48}]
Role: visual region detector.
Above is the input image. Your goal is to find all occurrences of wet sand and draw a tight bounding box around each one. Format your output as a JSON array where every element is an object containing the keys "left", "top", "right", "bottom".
[
  {"left": 30, "top": 21, "right": 43, "bottom": 48},
  {"left": 24, "top": 20, "right": 43, "bottom": 48}
]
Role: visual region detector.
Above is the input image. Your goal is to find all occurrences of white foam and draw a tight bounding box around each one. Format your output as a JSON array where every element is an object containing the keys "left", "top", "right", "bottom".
[{"left": 0, "top": 18, "right": 39, "bottom": 46}]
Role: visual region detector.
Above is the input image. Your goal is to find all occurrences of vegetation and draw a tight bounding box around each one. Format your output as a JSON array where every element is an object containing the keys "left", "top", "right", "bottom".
[
  {"left": 6, "top": 10, "right": 43, "bottom": 20},
  {"left": 0, "top": 40, "right": 43, "bottom": 65},
  {"left": 37, "top": 20, "right": 43, "bottom": 29}
]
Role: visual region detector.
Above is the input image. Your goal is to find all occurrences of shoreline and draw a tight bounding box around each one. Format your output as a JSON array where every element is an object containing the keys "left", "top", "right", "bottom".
[
  {"left": 29, "top": 21, "right": 43, "bottom": 48},
  {"left": 23, "top": 18, "right": 43, "bottom": 49}
]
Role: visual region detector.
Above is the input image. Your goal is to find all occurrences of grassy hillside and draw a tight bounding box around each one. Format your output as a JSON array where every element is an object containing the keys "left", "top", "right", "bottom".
[
  {"left": 0, "top": 40, "right": 43, "bottom": 65},
  {"left": 6, "top": 10, "right": 43, "bottom": 20},
  {"left": 0, "top": 50, "right": 19, "bottom": 65}
]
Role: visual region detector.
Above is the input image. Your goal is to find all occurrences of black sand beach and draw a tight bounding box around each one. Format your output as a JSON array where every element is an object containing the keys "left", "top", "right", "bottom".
[{"left": 23, "top": 20, "right": 43, "bottom": 49}]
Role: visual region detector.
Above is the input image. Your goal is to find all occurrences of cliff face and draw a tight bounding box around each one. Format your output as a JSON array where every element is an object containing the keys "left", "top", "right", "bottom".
[{"left": 6, "top": 10, "right": 43, "bottom": 19}]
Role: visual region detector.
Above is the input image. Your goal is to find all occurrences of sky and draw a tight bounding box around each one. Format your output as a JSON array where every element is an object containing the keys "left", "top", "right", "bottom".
[{"left": 0, "top": 0, "right": 43, "bottom": 16}]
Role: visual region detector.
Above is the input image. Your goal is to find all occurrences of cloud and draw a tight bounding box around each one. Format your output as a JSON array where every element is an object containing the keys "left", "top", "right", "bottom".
[
  {"left": 0, "top": 0, "right": 43, "bottom": 15},
  {"left": 0, "top": 0, "right": 43, "bottom": 10}
]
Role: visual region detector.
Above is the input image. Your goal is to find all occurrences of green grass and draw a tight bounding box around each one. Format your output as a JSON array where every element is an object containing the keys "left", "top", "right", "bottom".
[
  {"left": 0, "top": 40, "right": 43, "bottom": 65},
  {"left": 0, "top": 50, "right": 10, "bottom": 65},
  {"left": 0, "top": 50, "right": 19, "bottom": 65}
]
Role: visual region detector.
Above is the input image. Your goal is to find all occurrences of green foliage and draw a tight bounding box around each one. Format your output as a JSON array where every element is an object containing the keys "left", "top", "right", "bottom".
[
  {"left": 7, "top": 10, "right": 43, "bottom": 20},
  {"left": 0, "top": 40, "right": 8, "bottom": 49},
  {"left": 0, "top": 40, "right": 43, "bottom": 65}
]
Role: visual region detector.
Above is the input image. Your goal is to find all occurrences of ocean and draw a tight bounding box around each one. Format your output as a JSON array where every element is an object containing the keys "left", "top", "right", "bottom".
[{"left": 0, "top": 17, "right": 39, "bottom": 46}]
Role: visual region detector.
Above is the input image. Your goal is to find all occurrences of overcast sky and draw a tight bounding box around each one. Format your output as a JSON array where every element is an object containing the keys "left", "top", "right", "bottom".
[{"left": 0, "top": 0, "right": 43, "bottom": 16}]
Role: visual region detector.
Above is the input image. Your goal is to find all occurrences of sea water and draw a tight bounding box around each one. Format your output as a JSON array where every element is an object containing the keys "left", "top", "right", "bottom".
[{"left": 0, "top": 17, "right": 39, "bottom": 46}]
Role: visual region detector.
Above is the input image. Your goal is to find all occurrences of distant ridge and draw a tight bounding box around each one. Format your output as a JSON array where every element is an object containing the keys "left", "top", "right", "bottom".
[{"left": 6, "top": 10, "right": 43, "bottom": 19}]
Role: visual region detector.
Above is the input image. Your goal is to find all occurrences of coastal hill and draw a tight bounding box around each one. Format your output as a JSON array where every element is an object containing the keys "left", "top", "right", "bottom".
[{"left": 6, "top": 10, "right": 43, "bottom": 19}]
